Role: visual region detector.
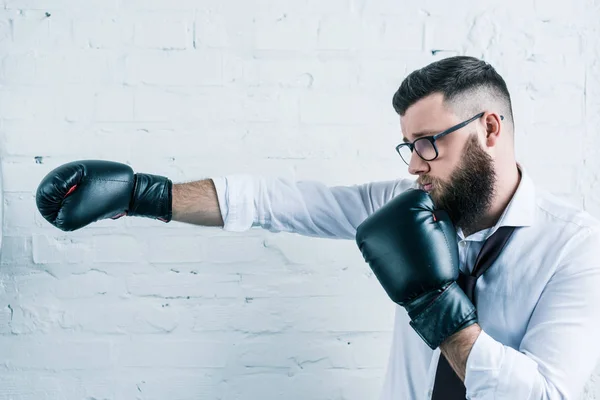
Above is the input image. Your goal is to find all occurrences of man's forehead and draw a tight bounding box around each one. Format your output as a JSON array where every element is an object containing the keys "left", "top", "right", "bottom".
[
  {"left": 400, "top": 109, "right": 457, "bottom": 141},
  {"left": 400, "top": 93, "right": 453, "bottom": 126}
]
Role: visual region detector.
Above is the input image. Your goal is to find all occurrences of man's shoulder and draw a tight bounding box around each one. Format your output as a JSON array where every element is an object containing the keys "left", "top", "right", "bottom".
[{"left": 535, "top": 188, "right": 600, "bottom": 236}]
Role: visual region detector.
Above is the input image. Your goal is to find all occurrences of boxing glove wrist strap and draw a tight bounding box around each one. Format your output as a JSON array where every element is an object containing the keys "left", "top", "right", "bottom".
[
  {"left": 408, "top": 281, "right": 477, "bottom": 349},
  {"left": 129, "top": 173, "right": 173, "bottom": 222}
]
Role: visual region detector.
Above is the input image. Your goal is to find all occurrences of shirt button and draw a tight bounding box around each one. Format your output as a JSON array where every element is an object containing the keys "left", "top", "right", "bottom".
[{"left": 460, "top": 241, "right": 467, "bottom": 247}]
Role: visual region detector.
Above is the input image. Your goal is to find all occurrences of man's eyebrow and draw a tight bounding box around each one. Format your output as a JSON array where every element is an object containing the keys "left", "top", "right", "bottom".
[{"left": 402, "top": 130, "right": 438, "bottom": 143}]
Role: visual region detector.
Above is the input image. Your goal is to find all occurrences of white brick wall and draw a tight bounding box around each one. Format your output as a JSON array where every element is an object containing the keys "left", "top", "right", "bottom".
[{"left": 0, "top": 0, "right": 599, "bottom": 399}]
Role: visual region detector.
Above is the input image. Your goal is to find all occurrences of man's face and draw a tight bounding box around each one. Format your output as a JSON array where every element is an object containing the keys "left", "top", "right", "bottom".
[{"left": 400, "top": 93, "right": 496, "bottom": 231}]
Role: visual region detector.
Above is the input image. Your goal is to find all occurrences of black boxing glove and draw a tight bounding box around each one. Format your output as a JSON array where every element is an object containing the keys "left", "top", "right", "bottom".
[
  {"left": 355, "top": 189, "right": 477, "bottom": 349},
  {"left": 36, "top": 160, "right": 172, "bottom": 231}
]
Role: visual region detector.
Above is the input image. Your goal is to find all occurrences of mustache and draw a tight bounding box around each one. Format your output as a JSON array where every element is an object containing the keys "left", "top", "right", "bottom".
[{"left": 417, "top": 177, "right": 441, "bottom": 186}]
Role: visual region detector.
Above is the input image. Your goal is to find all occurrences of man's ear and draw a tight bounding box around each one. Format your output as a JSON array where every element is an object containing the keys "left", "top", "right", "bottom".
[{"left": 484, "top": 113, "right": 502, "bottom": 147}]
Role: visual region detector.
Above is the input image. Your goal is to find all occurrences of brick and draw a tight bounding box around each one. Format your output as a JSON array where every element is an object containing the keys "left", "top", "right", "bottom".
[
  {"left": 59, "top": 86, "right": 96, "bottom": 122},
  {"left": 125, "top": 50, "right": 222, "bottom": 86},
  {"left": 223, "top": 369, "right": 384, "bottom": 400},
  {"left": 519, "top": 163, "right": 578, "bottom": 195},
  {"left": 253, "top": 15, "right": 319, "bottom": 51},
  {"left": 317, "top": 15, "right": 423, "bottom": 52},
  {"left": 0, "top": 17, "right": 10, "bottom": 46},
  {"left": 136, "top": 234, "right": 207, "bottom": 263},
  {"left": 358, "top": 58, "right": 408, "bottom": 91},
  {"left": 1, "top": 123, "right": 80, "bottom": 157},
  {"left": 32, "top": 235, "right": 93, "bottom": 264},
  {"left": 133, "top": 87, "right": 191, "bottom": 122},
  {"left": 116, "top": 338, "right": 229, "bottom": 368},
  {"left": 424, "top": 16, "right": 471, "bottom": 52},
  {"left": 4, "top": 194, "right": 37, "bottom": 230},
  {"left": 242, "top": 58, "right": 358, "bottom": 89},
  {"left": 299, "top": 91, "right": 394, "bottom": 125},
  {"left": 135, "top": 87, "right": 300, "bottom": 123},
  {"left": 194, "top": 10, "right": 234, "bottom": 48},
  {"left": 261, "top": 234, "right": 360, "bottom": 265},
  {"left": 10, "top": 11, "right": 73, "bottom": 50},
  {"left": 3, "top": 52, "right": 116, "bottom": 85},
  {"left": 72, "top": 16, "right": 134, "bottom": 49},
  {"left": 116, "top": 370, "right": 224, "bottom": 400},
  {"left": 0, "top": 88, "right": 57, "bottom": 120},
  {"left": 91, "top": 234, "right": 144, "bottom": 263},
  {"left": 203, "top": 236, "right": 271, "bottom": 263},
  {"left": 191, "top": 88, "right": 300, "bottom": 123},
  {"left": 0, "top": 305, "right": 12, "bottom": 335},
  {"left": 239, "top": 270, "right": 383, "bottom": 299},
  {"left": 316, "top": 14, "right": 365, "bottom": 51},
  {"left": 229, "top": 88, "right": 300, "bottom": 122},
  {"left": 192, "top": 295, "right": 393, "bottom": 333},
  {"left": 232, "top": 332, "right": 391, "bottom": 369},
  {"left": 0, "top": 372, "right": 115, "bottom": 400},
  {"left": 17, "top": 269, "right": 125, "bottom": 299},
  {"left": 0, "top": 338, "right": 112, "bottom": 369},
  {"left": 61, "top": 298, "right": 180, "bottom": 334},
  {"left": 290, "top": 158, "right": 403, "bottom": 188},
  {"left": 532, "top": 0, "right": 588, "bottom": 21},
  {"left": 306, "top": 0, "right": 351, "bottom": 14},
  {"left": 94, "top": 88, "right": 135, "bottom": 122},
  {"left": 4, "top": 0, "right": 119, "bottom": 10},
  {"left": 5, "top": 300, "right": 66, "bottom": 335},
  {"left": 119, "top": 0, "right": 200, "bottom": 11},
  {"left": 358, "top": 0, "right": 421, "bottom": 15},
  {"left": 530, "top": 83, "right": 585, "bottom": 125},
  {"left": 221, "top": 0, "right": 307, "bottom": 15},
  {"left": 518, "top": 123, "right": 585, "bottom": 167},
  {"left": 2, "top": 53, "right": 37, "bottom": 84},
  {"left": 376, "top": 17, "right": 424, "bottom": 53},
  {"left": 0, "top": 374, "right": 64, "bottom": 400},
  {"left": 126, "top": 271, "right": 242, "bottom": 298},
  {"left": 0, "top": 236, "right": 32, "bottom": 266},
  {"left": 133, "top": 13, "right": 193, "bottom": 50}
]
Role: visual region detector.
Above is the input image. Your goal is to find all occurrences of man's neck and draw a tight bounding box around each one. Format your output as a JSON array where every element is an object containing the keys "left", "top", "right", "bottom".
[{"left": 464, "top": 163, "right": 521, "bottom": 237}]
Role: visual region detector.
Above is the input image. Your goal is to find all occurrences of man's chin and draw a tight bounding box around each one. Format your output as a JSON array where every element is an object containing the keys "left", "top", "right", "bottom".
[{"left": 427, "top": 189, "right": 443, "bottom": 206}]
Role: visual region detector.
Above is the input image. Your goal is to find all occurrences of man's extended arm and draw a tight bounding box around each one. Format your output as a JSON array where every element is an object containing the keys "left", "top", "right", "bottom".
[
  {"left": 35, "top": 160, "right": 412, "bottom": 238},
  {"left": 171, "top": 179, "right": 223, "bottom": 226}
]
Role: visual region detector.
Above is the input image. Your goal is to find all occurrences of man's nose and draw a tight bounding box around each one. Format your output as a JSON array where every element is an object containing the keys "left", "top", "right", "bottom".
[{"left": 408, "top": 152, "right": 429, "bottom": 176}]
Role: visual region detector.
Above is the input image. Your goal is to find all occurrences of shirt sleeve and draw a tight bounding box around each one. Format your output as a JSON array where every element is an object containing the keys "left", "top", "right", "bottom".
[
  {"left": 464, "top": 227, "right": 600, "bottom": 399},
  {"left": 211, "top": 174, "right": 414, "bottom": 240}
]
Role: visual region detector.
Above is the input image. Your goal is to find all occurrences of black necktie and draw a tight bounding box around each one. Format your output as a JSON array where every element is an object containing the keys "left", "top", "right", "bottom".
[{"left": 430, "top": 226, "right": 516, "bottom": 400}]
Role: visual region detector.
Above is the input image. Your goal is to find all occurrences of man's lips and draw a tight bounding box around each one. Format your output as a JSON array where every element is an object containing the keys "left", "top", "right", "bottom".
[{"left": 421, "top": 183, "right": 433, "bottom": 192}]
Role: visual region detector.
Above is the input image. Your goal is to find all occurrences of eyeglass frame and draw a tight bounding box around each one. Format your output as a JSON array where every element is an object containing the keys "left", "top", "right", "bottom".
[{"left": 395, "top": 112, "right": 504, "bottom": 165}]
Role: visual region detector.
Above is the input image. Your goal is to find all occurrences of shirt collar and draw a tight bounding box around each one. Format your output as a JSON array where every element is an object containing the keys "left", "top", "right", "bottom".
[{"left": 492, "top": 163, "right": 536, "bottom": 229}]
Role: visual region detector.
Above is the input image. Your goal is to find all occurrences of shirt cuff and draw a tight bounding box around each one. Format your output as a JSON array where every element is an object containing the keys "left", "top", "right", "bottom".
[
  {"left": 465, "top": 329, "right": 538, "bottom": 399},
  {"left": 211, "top": 175, "right": 256, "bottom": 232},
  {"left": 465, "top": 329, "right": 504, "bottom": 397}
]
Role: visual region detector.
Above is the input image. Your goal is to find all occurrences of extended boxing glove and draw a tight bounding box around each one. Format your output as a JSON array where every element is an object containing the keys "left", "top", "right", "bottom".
[
  {"left": 355, "top": 189, "right": 477, "bottom": 349},
  {"left": 36, "top": 160, "right": 172, "bottom": 231}
]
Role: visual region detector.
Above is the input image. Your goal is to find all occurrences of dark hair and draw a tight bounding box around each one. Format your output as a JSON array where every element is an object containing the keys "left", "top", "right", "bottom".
[{"left": 392, "top": 56, "right": 513, "bottom": 124}]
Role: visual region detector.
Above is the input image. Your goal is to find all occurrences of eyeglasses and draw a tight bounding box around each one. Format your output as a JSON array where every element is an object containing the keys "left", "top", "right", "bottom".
[{"left": 395, "top": 112, "right": 503, "bottom": 165}]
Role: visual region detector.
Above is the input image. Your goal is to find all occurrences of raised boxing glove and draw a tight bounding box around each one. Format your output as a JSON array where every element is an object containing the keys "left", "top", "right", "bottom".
[
  {"left": 36, "top": 160, "right": 172, "bottom": 231},
  {"left": 355, "top": 188, "right": 477, "bottom": 349}
]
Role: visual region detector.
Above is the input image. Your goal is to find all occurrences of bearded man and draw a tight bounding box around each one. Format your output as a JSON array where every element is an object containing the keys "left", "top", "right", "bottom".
[{"left": 36, "top": 56, "right": 600, "bottom": 400}]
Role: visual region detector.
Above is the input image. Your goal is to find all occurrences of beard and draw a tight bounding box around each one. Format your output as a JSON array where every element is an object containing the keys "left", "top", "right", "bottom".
[{"left": 426, "top": 134, "right": 497, "bottom": 233}]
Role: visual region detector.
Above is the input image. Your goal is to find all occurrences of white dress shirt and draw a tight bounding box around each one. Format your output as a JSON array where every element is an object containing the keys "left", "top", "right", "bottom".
[{"left": 211, "top": 165, "right": 600, "bottom": 399}]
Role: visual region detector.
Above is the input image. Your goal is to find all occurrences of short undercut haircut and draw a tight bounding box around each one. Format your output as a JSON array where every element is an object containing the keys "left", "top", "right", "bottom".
[{"left": 392, "top": 56, "right": 514, "bottom": 129}]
